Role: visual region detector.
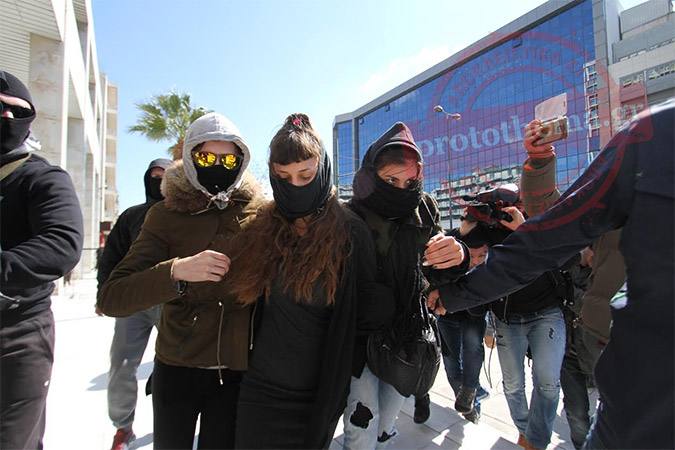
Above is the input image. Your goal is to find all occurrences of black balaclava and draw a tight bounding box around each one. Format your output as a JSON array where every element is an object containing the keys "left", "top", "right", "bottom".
[
  {"left": 353, "top": 122, "right": 423, "bottom": 219},
  {"left": 0, "top": 71, "right": 36, "bottom": 154},
  {"left": 270, "top": 145, "right": 333, "bottom": 219},
  {"left": 144, "top": 158, "right": 172, "bottom": 203},
  {"left": 195, "top": 165, "right": 242, "bottom": 196}
]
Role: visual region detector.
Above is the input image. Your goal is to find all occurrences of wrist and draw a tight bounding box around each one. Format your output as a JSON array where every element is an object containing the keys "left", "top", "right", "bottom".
[{"left": 170, "top": 259, "right": 179, "bottom": 281}]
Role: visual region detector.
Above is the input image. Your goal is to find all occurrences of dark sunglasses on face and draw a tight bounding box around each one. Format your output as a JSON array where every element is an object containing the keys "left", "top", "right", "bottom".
[
  {"left": 192, "top": 151, "right": 242, "bottom": 170},
  {"left": 0, "top": 100, "right": 33, "bottom": 119}
]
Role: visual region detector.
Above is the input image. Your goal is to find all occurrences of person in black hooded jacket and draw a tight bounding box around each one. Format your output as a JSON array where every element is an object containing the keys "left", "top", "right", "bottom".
[
  {"left": 341, "top": 122, "right": 469, "bottom": 449},
  {"left": 0, "top": 70, "right": 84, "bottom": 449},
  {"left": 96, "top": 157, "right": 172, "bottom": 450}
]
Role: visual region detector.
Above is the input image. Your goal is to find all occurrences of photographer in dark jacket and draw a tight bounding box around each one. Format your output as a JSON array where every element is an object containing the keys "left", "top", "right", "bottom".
[
  {"left": 96, "top": 157, "right": 171, "bottom": 450},
  {"left": 0, "top": 70, "right": 84, "bottom": 448},
  {"left": 453, "top": 184, "right": 567, "bottom": 450}
]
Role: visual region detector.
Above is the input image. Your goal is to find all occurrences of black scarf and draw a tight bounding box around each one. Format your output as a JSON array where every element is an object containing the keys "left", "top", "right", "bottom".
[
  {"left": 352, "top": 163, "right": 428, "bottom": 323},
  {"left": 353, "top": 164, "right": 423, "bottom": 219},
  {"left": 270, "top": 148, "right": 333, "bottom": 219}
]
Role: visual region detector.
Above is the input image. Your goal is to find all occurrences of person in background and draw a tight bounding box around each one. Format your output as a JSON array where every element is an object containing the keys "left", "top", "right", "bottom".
[
  {"left": 444, "top": 188, "right": 567, "bottom": 450},
  {"left": 429, "top": 100, "right": 674, "bottom": 450},
  {"left": 342, "top": 122, "right": 469, "bottom": 449},
  {"left": 227, "top": 113, "right": 393, "bottom": 449},
  {"left": 435, "top": 221, "right": 492, "bottom": 424},
  {"left": 0, "top": 70, "right": 84, "bottom": 449},
  {"left": 96, "top": 157, "right": 172, "bottom": 450},
  {"left": 98, "top": 112, "right": 264, "bottom": 449}
]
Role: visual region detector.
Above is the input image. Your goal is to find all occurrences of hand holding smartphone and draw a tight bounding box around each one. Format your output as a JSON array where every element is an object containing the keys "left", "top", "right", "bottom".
[
  {"left": 535, "top": 116, "right": 569, "bottom": 145},
  {"left": 533, "top": 93, "right": 569, "bottom": 146}
]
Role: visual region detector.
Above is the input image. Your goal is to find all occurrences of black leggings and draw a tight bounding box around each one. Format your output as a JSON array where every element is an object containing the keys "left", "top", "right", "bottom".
[{"left": 151, "top": 360, "right": 241, "bottom": 449}]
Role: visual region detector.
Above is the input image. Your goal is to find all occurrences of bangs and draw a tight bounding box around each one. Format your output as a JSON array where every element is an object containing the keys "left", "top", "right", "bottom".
[{"left": 270, "top": 130, "right": 322, "bottom": 166}]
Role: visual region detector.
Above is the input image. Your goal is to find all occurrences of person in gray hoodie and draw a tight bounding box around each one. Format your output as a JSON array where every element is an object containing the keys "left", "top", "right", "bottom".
[
  {"left": 97, "top": 112, "right": 265, "bottom": 449},
  {"left": 96, "top": 157, "right": 171, "bottom": 450}
]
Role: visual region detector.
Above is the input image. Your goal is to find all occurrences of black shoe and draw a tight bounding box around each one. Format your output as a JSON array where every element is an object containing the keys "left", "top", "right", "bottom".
[
  {"left": 463, "top": 408, "right": 480, "bottom": 424},
  {"left": 454, "top": 387, "right": 476, "bottom": 414},
  {"left": 413, "top": 393, "right": 431, "bottom": 424}
]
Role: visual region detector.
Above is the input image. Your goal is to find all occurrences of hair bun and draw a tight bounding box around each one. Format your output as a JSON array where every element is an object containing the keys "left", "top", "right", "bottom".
[{"left": 286, "top": 113, "right": 311, "bottom": 129}]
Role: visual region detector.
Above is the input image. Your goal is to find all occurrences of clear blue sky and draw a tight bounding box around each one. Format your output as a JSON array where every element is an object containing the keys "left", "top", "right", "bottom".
[{"left": 91, "top": 0, "right": 646, "bottom": 212}]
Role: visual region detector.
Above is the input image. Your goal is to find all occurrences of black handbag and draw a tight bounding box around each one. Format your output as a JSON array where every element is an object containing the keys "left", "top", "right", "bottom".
[{"left": 366, "top": 298, "right": 441, "bottom": 398}]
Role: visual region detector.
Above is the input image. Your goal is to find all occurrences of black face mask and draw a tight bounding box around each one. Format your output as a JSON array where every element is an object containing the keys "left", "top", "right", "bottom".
[
  {"left": 146, "top": 177, "right": 164, "bottom": 202},
  {"left": 270, "top": 151, "right": 333, "bottom": 219},
  {"left": 195, "top": 165, "right": 241, "bottom": 195},
  {"left": 353, "top": 165, "right": 423, "bottom": 219},
  {"left": 1, "top": 112, "right": 35, "bottom": 153}
]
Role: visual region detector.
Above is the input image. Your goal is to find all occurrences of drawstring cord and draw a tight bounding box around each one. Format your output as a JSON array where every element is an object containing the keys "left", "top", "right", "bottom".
[{"left": 217, "top": 301, "right": 224, "bottom": 385}]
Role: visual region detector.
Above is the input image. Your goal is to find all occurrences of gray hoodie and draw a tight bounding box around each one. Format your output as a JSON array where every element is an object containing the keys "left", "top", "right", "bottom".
[{"left": 181, "top": 112, "right": 251, "bottom": 209}]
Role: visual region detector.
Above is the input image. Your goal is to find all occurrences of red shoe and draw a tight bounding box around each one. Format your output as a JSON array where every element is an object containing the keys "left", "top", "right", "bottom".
[{"left": 111, "top": 429, "right": 136, "bottom": 450}]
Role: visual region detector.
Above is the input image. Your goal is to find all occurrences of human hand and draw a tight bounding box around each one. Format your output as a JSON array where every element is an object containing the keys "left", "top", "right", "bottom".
[
  {"left": 499, "top": 206, "right": 526, "bottom": 231},
  {"left": 484, "top": 334, "right": 496, "bottom": 348},
  {"left": 423, "top": 234, "right": 465, "bottom": 269},
  {"left": 426, "top": 290, "right": 447, "bottom": 315},
  {"left": 524, "top": 119, "right": 555, "bottom": 158},
  {"left": 171, "top": 250, "right": 231, "bottom": 283},
  {"left": 580, "top": 247, "right": 594, "bottom": 268},
  {"left": 458, "top": 208, "right": 477, "bottom": 237},
  {"left": 95, "top": 304, "right": 104, "bottom": 317}
]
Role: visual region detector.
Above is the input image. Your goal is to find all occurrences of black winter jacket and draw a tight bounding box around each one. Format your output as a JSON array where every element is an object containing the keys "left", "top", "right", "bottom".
[
  {"left": 97, "top": 158, "right": 171, "bottom": 287},
  {"left": 348, "top": 193, "right": 469, "bottom": 377},
  {"left": 1, "top": 152, "right": 83, "bottom": 324}
]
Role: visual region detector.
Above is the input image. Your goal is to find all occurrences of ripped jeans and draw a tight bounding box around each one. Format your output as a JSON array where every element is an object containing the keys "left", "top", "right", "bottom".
[
  {"left": 342, "top": 364, "right": 406, "bottom": 450},
  {"left": 495, "top": 308, "right": 566, "bottom": 450}
]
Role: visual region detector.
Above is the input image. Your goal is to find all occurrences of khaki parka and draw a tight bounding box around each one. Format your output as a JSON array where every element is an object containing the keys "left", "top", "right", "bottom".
[{"left": 97, "top": 161, "right": 265, "bottom": 370}]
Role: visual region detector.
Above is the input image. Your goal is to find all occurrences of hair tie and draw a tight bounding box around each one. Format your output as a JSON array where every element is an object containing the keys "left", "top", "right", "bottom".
[{"left": 293, "top": 118, "right": 302, "bottom": 126}]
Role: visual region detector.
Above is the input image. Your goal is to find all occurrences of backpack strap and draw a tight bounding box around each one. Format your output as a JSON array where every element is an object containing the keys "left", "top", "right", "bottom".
[{"left": 0, "top": 154, "right": 30, "bottom": 182}]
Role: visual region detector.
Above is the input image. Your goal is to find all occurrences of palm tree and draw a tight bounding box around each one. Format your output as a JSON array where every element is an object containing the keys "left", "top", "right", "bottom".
[{"left": 128, "top": 91, "right": 210, "bottom": 159}]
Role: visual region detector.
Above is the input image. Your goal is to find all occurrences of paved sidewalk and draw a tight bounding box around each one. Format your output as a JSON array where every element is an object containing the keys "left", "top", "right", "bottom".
[{"left": 43, "top": 274, "right": 589, "bottom": 449}]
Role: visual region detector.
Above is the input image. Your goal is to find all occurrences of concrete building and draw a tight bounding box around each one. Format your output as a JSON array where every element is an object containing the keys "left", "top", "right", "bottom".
[
  {"left": 609, "top": 0, "right": 675, "bottom": 109},
  {"left": 1, "top": 0, "right": 118, "bottom": 277},
  {"left": 333, "top": 0, "right": 673, "bottom": 229}
]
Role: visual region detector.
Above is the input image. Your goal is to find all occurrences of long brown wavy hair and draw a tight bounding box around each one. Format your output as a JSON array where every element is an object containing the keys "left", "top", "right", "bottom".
[{"left": 227, "top": 113, "right": 353, "bottom": 306}]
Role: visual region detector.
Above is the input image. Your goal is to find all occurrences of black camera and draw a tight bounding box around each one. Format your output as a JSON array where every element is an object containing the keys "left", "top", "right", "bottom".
[{"left": 462, "top": 183, "right": 520, "bottom": 228}]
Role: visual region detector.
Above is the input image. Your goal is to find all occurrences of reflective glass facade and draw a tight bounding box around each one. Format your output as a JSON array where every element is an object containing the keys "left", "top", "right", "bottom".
[
  {"left": 335, "top": 121, "right": 355, "bottom": 198},
  {"left": 335, "top": 0, "right": 604, "bottom": 228}
]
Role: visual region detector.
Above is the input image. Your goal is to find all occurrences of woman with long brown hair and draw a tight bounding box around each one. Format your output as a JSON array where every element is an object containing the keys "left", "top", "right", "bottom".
[{"left": 228, "top": 113, "right": 391, "bottom": 449}]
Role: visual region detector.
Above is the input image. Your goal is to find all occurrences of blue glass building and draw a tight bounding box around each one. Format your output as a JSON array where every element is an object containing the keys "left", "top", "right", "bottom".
[{"left": 333, "top": 0, "right": 658, "bottom": 228}]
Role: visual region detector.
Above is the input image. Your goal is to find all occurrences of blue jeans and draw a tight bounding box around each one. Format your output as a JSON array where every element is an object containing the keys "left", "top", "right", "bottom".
[
  {"left": 108, "top": 305, "right": 161, "bottom": 431},
  {"left": 342, "top": 364, "right": 406, "bottom": 449},
  {"left": 437, "top": 312, "right": 486, "bottom": 412},
  {"left": 495, "top": 308, "right": 566, "bottom": 449}
]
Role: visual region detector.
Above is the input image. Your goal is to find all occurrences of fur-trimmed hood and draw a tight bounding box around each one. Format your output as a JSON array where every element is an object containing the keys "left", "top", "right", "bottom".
[
  {"left": 161, "top": 159, "right": 261, "bottom": 214},
  {"left": 181, "top": 112, "right": 251, "bottom": 209}
]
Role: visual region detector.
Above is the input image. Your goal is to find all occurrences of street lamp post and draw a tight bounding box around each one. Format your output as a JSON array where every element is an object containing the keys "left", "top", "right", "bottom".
[
  {"left": 434, "top": 105, "right": 461, "bottom": 230},
  {"left": 433, "top": 105, "right": 462, "bottom": 120}
]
